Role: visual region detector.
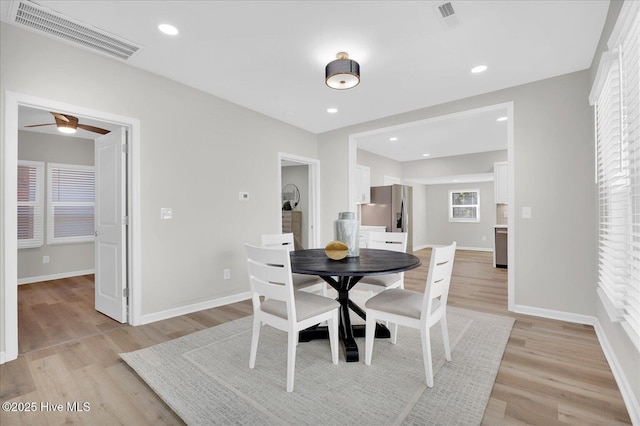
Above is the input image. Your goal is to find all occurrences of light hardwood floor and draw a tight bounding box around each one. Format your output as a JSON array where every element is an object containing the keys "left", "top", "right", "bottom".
[{"left": 0, "top": 249, "right": 632, "bottom": 425}]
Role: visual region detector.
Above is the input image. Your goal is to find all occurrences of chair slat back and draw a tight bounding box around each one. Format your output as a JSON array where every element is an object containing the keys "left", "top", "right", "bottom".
[
  {"left": 261, "top": 233, "right": 295, "bottom": 251},
  {"left": 422, "top": 242, "right": 457, "bottom": 318},
  {"left": 367, "top": 232, "right": 408, "bottom": 253},
  {"left": 245, "top": 244, "right": 294, "bottom": 303}
]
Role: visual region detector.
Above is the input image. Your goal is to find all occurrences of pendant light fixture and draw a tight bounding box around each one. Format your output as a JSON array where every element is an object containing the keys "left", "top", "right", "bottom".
[{"left": 325, "top": 52, "right": 360, "bottom": 90}]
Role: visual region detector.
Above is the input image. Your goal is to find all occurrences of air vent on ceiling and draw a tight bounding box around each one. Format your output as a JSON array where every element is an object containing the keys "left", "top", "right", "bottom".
[
  {"left": 434, "top": 1, "right": 461, "bottom": 29},
  {"left": 438, "top": 2, "right": 456, "bottom": 18},
  {"left": 9, "top": 0, "right": 142, "bottom": 61}
]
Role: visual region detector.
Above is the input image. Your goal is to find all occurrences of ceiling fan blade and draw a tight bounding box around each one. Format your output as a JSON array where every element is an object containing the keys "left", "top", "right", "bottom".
[
  {"left": 51, "top": 112, "right": 71, "bottom": 122},
  {"left": 77, "top": 124, "right": 110, "bottom": 135},
  {"left": 24, "top": 123, "right": 56, "bottom": 128}
]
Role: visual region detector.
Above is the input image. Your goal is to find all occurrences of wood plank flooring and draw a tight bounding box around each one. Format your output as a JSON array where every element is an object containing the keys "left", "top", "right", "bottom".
[{"left": 1, "top": 250, "right": 632, "bottom": 425}]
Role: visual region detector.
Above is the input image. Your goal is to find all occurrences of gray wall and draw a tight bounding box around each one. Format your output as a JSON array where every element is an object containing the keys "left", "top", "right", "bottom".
[
  {"left": 1, "top": 2, "right": 637, "bottom": 411},
  {"left": 17, "top": 131, "right": 95, "bottom": 281},
  {"left": 402, "top": 150, "right": 507, "bottom": 180},
  {"left": 319, "top": 70, "right": 597, "bottom": 317},
  {"left": 1, "top": 22, "right": 318, "bottom": 336},
  {"left": 356, "top": 149, "right": 402, "bottom": 186},
  {"left": 424, "top": 182, "right": 495, "bottom": 250}
]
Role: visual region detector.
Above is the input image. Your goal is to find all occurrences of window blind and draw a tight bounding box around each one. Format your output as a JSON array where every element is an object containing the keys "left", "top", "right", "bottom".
[
  {"left": 17, "top": 161, "right": 44, "bottom": 248},
  {"left": 620, "top": 9, "right": 639, "bottom": 343},
  {"left": 592, "top": 5, "right": 640, "bottom": 351},
  {"left": 48, "top": 163, "right": 95, "bottom": 243}
]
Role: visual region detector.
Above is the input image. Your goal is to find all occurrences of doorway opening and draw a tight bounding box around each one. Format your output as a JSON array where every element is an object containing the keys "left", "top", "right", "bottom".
[
  {"left": 2, "top": 92, "right": 141, "bottom": 364},
  {"left": 278, "top": 153, "right": 321, "bottom": 249}
]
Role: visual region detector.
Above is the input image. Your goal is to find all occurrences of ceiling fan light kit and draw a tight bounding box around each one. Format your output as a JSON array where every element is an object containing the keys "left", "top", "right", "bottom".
[
  {"left": 25, "top": 112, "right": 111, "bottom": 135},
  {"left": 325, "top": 52, "right": 360, "bottom": 90}
]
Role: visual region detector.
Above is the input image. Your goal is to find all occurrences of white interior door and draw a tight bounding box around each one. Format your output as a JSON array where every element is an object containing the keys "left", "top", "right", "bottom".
[{"left": 95, "top": 128, "right": 127, "bottom": 322}]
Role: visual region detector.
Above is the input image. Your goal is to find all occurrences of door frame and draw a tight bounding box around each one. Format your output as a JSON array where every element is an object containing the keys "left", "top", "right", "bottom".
[
  {"left": 278, "top": 153, "right": 321, "bottom": 248},
  {"left": 1, "top": 92, "right": 142, "bottom": 363}
]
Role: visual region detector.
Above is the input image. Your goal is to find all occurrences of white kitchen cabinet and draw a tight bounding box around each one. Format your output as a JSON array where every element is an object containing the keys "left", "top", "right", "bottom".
[
  {"left": 494, "top": 161, "right": 508, "bottom": 204},
  {"left": 356, "top": 165, "right": 371, "bottom": 204}
]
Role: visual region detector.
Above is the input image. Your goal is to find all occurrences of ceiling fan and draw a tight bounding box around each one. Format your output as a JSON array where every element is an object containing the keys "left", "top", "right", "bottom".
[{"left": 25, "top": 112, "right": 110, "bottom": 135}]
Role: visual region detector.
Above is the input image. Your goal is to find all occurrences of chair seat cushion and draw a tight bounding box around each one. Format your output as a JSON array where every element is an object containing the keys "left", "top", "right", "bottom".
[
  {"left": 358, "top": 273, "right": 401, "bottom": 288},
  {"left": 292, "top": 273, "right": 324, "bottom": 289},
  {"left": 261, "top": 291, "right": 339, "bottom": 321},
  {"left": 365, "top": 288, "right": 441, "bottom": 319}
]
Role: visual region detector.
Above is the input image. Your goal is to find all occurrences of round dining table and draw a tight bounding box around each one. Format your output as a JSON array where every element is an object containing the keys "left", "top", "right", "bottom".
[{"left": 290, "top": 248, "right": 421, "bottom": 362}]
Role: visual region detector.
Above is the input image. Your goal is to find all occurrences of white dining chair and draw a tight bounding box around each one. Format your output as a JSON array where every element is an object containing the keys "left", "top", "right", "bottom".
[
  {"left": 364, "top": 241, "right": 457, "bottom": 388},
  {"left": 245, "top": 244, "right": 340, "bottom": 392},
  {"left": 358, "top": 232, "right": 408, "bottom": 296},
  {"left": 261, "top": 233, "right": 327, "bottom": 295}
]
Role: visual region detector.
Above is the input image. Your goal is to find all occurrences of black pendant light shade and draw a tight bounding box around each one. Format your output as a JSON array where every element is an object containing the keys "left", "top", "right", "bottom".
[{"left": 325, "top": 52, "right": 360, "bottom": 90}]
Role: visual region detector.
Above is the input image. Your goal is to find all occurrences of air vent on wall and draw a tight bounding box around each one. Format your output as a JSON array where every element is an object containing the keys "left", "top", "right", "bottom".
[
  {"left": 438, "top": 2, "right": 456, "bottom": 18},
  {"left": 434, "top": 1, "right": 461, "bottom": 29},
  {"left": 9, "top": 0, "right": 142, "bottom": 61}
]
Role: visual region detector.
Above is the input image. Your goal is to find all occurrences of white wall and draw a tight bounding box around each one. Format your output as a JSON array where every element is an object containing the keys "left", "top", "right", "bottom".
[{"left": 17, "top": 131, "right": 94, "bottom": 282}]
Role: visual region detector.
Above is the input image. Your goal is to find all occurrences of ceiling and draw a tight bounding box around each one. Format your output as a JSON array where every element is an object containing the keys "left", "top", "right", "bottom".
[{"left": 3, "top": 0, "right": 609, "bottom": 159}]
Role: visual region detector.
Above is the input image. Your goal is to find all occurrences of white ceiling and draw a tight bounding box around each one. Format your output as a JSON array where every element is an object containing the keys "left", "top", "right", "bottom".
[{"left": 3, "top": 0, "right": 609, "bottom": 159}]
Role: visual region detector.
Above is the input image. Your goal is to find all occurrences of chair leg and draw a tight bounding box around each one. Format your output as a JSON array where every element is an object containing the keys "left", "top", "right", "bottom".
[
  {"left": 365, "top": 311, "right": 376, "bottom": 365},
  {"left": 390, "top": 322, "right": 398, "bottom": 344},
  {"left": 286, "top": 331, "right": 297, "bottom": 392},
  {"left": 249, "top": 316, "right": 261, "bottom": 369},
  {"left": 327, "top": 310, "right": 339, "bottom": 365},
  {"left": 441, "top": 315, "right": 451, "bottom": 361},
  {"left": 421, "top": 326, "right": 434, "bottom": 388}
]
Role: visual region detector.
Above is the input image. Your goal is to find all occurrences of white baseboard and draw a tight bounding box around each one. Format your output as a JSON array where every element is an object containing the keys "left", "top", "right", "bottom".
[
  {"left": 413, "top": 243, "right": 493, "bottom": 252},
  {"left": 18, "top": 269, "right": 95, "bottom": 285},
  {"left": 512, "top": 304, "right": 597, "bottom": 326},
  {"left": 0, "top": 351, "right": 6, "bottom": 364},
  {"left": 593, "top": 320, "right": 640, "bottom": 425},
  {"left": 139, "top": 291, "right": 252, "bottom": 325}
]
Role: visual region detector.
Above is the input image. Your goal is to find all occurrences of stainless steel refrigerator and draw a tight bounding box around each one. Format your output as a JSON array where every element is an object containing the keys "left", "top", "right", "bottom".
[{"left": 360, "top": 184, "right": 413, "bottom": 253}]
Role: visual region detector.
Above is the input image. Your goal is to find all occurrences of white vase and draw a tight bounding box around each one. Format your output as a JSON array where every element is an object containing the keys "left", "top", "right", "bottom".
[{"left": 334, "top": 212, "right": 360, "bottom": 257}]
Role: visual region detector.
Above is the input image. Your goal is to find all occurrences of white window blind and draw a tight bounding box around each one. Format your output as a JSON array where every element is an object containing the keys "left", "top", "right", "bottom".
[
  {"left": 591, "top": 4, "right": 640, "bottom": 351},
  {"left": 47, "top": 163, "right": 95, "bottom": 244},
  {"left": 17, "top": 160, "right": 44, "bottom": 249}
]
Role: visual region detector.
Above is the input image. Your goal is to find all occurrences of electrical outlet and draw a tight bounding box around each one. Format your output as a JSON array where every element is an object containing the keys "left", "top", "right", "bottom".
[
  {"left": 482, "top": 236, "right": 487, "bottom": 241},
  {"left": 43, "top": 256, "right": 50, "bottom": 264},
  {"left": 223, "top": 268, "right": 231, "bottom": 280}
]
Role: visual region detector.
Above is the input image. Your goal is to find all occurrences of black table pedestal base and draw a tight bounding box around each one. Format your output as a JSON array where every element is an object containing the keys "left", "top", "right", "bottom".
[
  {"left": 297, "top": 275, "right": 390, "bottom": 362},
  {"left": 298, "top": 323, "right": 390, "bottom": 362}
]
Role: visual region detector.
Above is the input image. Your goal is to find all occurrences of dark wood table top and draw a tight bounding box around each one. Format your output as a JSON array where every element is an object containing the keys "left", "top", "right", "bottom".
[{"left": 290, "top": 248, "right": 421, "bottom": 277}]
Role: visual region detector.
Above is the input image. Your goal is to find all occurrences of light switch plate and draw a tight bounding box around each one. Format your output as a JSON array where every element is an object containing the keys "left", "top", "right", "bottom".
[{"left": 522, "top": 206, "right": 532, "bottom": 219}]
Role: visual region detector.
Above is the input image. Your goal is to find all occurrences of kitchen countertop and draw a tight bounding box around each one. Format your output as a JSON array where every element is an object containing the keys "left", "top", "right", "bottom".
[{"left": 494, "top": 225, "right": 508, "bottom": 228}]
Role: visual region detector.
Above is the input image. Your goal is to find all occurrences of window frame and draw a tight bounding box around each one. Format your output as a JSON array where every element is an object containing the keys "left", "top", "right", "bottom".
[
  {"left": 17, "top": 160, "right": 44, "bottom": 249},
  {"left": 46, "top": 162, "right": 96, "bottom": 245},
  {"left": 448, "top": 189, "right": 480, "bottom": 223}
]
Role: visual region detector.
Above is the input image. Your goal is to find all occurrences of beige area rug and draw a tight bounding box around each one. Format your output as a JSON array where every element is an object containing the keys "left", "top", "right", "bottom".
[{"left": 120, "top": 306, "right": 514, "bottom": 425}]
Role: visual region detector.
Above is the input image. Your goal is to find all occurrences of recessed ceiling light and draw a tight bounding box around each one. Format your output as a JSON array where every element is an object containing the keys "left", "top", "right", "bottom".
[
  {"left": 496, "top": 116, "right": 508, "bottom": 122},
  {"left": 471, "top": 65, "right": 487, "bottom": 74},
  {"left": 422, "top": 153, "right": 430, "bottom": 157},
  {"left": 327, "top": 108, "right": 338, "bottom": 114},
  {"left": 158, "top": 24, "right": 179, "bottom": 35},
  {"left": 389, "top": 137, "right": 398, "bottom": 141}
]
